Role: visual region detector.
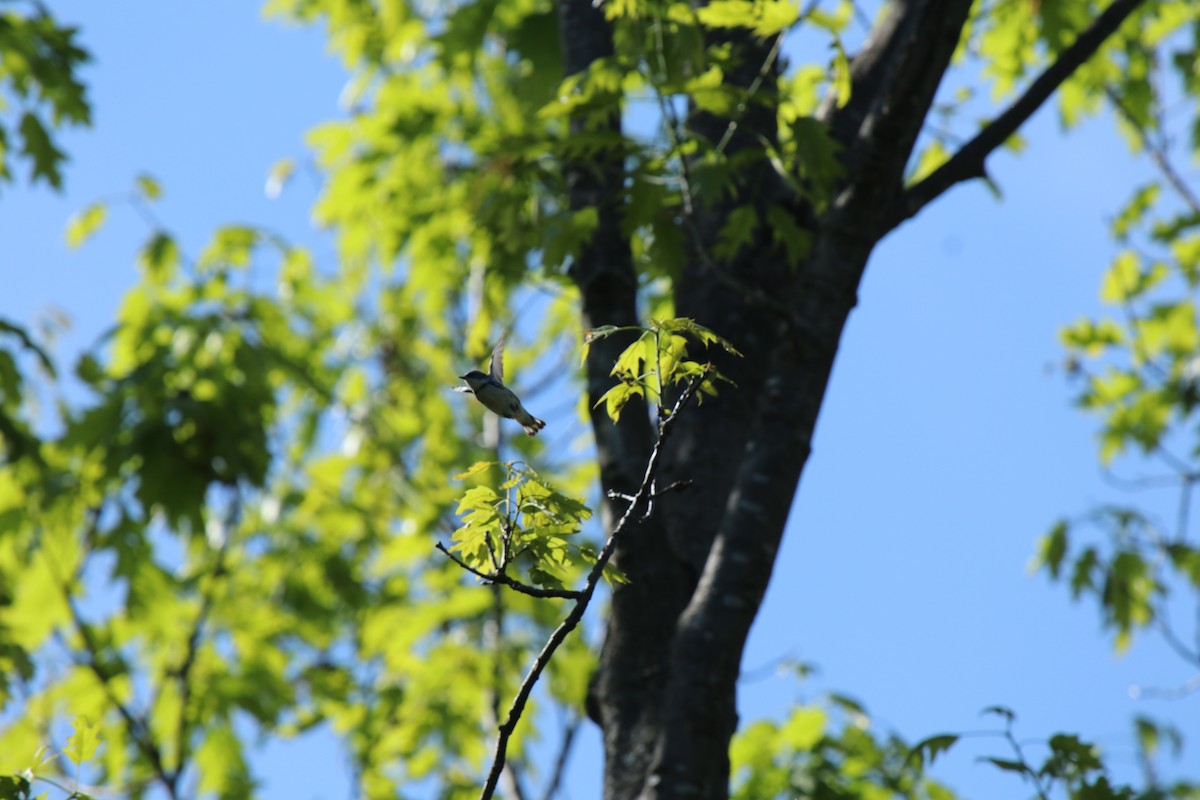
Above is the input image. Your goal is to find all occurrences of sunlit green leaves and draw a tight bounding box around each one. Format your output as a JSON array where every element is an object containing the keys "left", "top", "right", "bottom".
[
  {"left": 695, "top": 0, "right": 799, "bottom": 38},
  {"left": 200, "top": 225, "right": 261, "bottom": 270},
  {"left": 1099, "top": 250, "right": 1168, "bottom": 304},
  {"left": 450, "top": 460, "right": 595, "bottom": 589},
  {"left": 586, "top": 317, "right": 740, "bottom": 421},
  {"left": 63, "top": 716, "right": 103, "bottom": 766},
  {"left": 195, "top": 725, "right": 253, "bottom": 798},
  {"left": 731, "top": 693, "right": 958, "bottom": 800}
]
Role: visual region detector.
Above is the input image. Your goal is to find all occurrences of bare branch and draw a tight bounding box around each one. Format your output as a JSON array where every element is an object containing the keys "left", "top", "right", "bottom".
[{"left": 893, "top": 0, "right": 1150, "bottom": 228}]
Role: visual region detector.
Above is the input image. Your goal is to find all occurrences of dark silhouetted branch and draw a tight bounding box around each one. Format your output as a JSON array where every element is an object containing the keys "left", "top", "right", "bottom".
[{"left": 893, "top": 0, "right": 1149, "bottom": 228}]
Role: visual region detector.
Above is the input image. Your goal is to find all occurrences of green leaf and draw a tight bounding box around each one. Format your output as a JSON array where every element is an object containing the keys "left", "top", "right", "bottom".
[
  {"left": 135, "top": 172, "right": 162, "bottom": 201},
  {"left": 1099, "top": 250, "right": 1166, "bottom": 303},
  {"left": 780, "top": 706, "right": 826, "bottom": 749},
  {"left": 596, "top": 381, "right": 643, "bottom": 423},
  {"left": 1033, "top": 519, "right": 1069, "bottom": 578},
  {"left": 65, "top": 202, "right": 107, "bottom": 249},
  {"left": 753, "top": 1, "right": 799, "bottom": 37},
  {"left": 830, "top": 40, "right": 851, "bottom": 108},
  {"left": 984, "top": 757, "right": 1032, "bottom": 775},
  {"left": 138, "top": 231, "right": 180, "bottom": 282},
  {"left": 908, "top": 734, "right": 959, "bottom": 769},
  {"left": 64, "top": 716, "right": 102, "bottom": 766},
  {"left": 265, "top": 157, "right": 295, "bottom": 198},
  {"left": 1070, "top": 547, "right": 1100, "bottom": 598},
  {"left": 1111, "top": 183, "right": 1159, "bottom": 240},
  {"left": 713, "top": 205, "right": 758, "bottom": 261},
  {"left": 609, "top": 331, "right": 654, "bottom": 380},
  {"left": 981, "top": 705, "right": 1015, "bottom": 722},
  {"left": 909, "top": 140, "right": 950, "bottom": 185},
  {"left": 696, "top": 1, "right": 756, "bottom": 29},
  {"left": 455, "top": 485, "right": 502, "bottom": 514},
  {"left": 18, "top": 112, "right": 66, "bottom": 188},
  {"left": 0, "top": 775, "right": 32, "bottom": 800},
  {"left": 195, "top": 725, "right": 252, "bottom": 798},
  {"left": 694, "top": 0, "right": 798, "bottom": 36},
  {"left": 765, "top": 204, "right": 812, "bottom": 266},
  {"left": 453, "top": 461, "right": 498, "bottom": 480},
  {"left": 200, "top": 225, "right": 260, "bottom": 269}
]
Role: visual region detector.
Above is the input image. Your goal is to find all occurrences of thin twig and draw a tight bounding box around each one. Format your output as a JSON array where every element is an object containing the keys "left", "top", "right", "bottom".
[
  {"left": 436, "top": 542, "right": 584, "bottom": 600},
  {"left": 476, "top": 374, "right": 707, "bottom": 800},
  {"left": 715, "top": 34, "right": 784, "bottom": 156},
  {"left": 483, "top": 582, "right": 528, "bottom": 800}
]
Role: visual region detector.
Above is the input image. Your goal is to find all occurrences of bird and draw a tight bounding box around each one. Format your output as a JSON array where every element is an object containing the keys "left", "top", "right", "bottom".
[{"left": 458, "top": 333, "right": 546, "bottom": 436}]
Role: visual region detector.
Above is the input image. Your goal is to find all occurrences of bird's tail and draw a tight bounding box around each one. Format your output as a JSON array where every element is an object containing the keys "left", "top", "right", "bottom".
[{"left": 517, "top": 408, "right": 547, "bottom": 436}]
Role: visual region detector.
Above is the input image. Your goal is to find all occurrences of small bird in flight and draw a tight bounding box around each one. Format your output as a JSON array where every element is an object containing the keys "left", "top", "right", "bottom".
[{"left": 458, "top": 333, "right": 546, "bottom": 436}]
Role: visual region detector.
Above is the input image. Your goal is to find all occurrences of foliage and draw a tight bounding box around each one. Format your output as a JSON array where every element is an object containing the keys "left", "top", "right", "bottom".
[
  {"left": 1035, "top": 21, "right": 1200, "bottom": 663},
  {"left": 2, "top": 0, "right": 1200, "bottom": 798},
  {"left": 584, "top": 317, "right": 740, "bottom": 422},
  {"left": 0, "top": 200, "right": 593, "bottom": 797},
  {"left": 731, "top": 690, "right": 958, "bottom": 800},
  {"left": 911, "top": 708, "right": 1200, "bottom": 800},
  {"left": 450, "top": 460, "right": 598, "bottom": 590},
  {"left": 0, "top": 1, "right": 91, "bottom": 189}
]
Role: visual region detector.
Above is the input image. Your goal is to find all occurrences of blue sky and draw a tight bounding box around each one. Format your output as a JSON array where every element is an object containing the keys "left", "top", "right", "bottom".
[{"left": 4, "top": 2, "right": 1198, "bottom": 798}]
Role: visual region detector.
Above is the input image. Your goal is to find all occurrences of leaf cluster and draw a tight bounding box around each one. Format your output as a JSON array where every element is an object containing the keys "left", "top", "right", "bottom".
[
  {"left": 731, "top": 691, "right": 960, "bottom": 800},
  {"left": 0, "top": 3, "right": 91, "bottom": 188},
  {"left": 585, "top": 317, "right": 741, "bottom": 422},
  {"left": 451, "top": 460, "right": 606, "bottom": 591}
]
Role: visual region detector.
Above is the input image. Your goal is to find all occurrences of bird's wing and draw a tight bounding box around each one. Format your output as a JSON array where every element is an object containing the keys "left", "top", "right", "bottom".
[{"left": 489, "top": 332, "right": 506, "bottom": 382}]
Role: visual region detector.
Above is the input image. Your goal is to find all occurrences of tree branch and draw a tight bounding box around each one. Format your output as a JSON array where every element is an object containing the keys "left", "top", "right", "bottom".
[
  {"left": 892, "top": 0, "right": 1149, "bottom": 228},
  {"left": 435, "top": 542, "right": 583, "bottom": 600},
  {"left": 477, "top": 376, "right": 705, "bottom": 800}
]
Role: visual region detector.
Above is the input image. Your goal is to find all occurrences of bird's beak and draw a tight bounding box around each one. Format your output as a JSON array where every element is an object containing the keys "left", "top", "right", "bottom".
[{"left": 458, "top": 374, "right": 468, "bottom": 380}]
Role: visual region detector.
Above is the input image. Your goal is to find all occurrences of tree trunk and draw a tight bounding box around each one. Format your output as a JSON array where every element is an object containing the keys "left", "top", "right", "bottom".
[{"left": 557, "top": 0, "right": 1143, "bottom": 796}]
